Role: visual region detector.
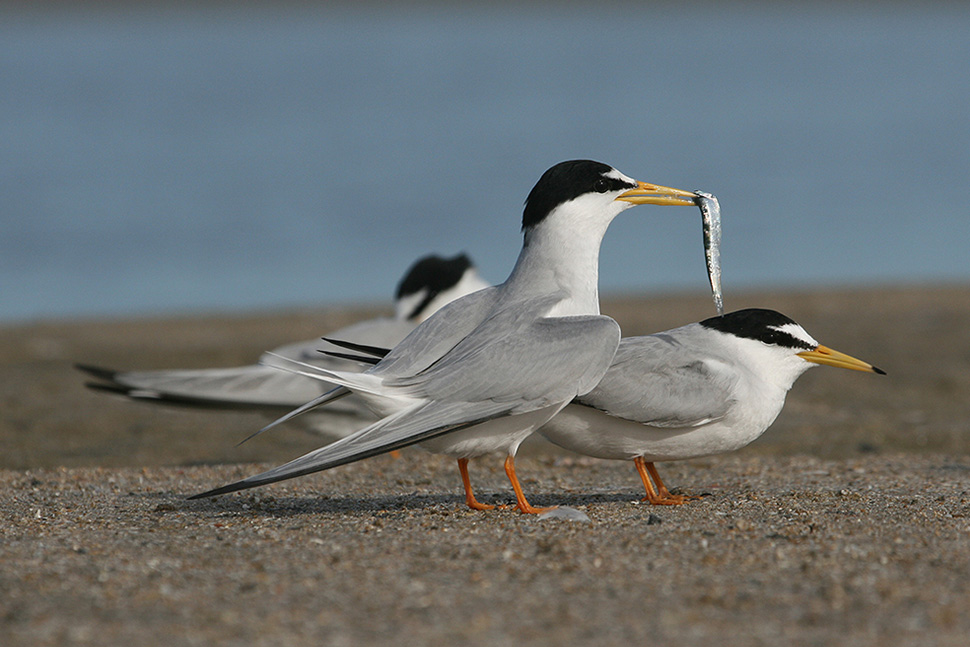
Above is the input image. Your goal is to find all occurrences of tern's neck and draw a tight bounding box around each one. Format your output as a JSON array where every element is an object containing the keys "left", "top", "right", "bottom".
[{"left": 504, "top": 216, "right": 612, "bottom": 316}]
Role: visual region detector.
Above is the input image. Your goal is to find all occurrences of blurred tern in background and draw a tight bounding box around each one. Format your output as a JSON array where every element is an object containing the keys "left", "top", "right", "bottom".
[{"left": 77, "top": 253, "right": 489, "bottom": 439}]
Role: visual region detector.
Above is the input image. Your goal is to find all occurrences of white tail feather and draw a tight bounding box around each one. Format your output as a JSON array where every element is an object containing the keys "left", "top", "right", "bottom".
[{"left": 261, "top": 352, "right": 386, "bottom": 395}]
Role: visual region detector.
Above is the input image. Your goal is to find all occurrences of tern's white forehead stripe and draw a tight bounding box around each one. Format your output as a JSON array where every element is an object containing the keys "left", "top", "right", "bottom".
[
  {"left": 605, "top": 168, "right": 637, "bottom": 185},
  {"left": 769, "top": 323, "right": 817, "bottom": 348}
]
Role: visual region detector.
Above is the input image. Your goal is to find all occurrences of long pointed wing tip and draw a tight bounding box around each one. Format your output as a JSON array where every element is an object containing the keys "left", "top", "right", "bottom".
[
  {"left": 187, "top": 481, "right": 249, "bottom": 500},
  {"left": 186, "top": 488, "right": 221, "bottom": 500},
  {"left": 74, "top": 363, "right": 119, "bottom": 381},
  {"left": 235, "top": 422, "right": 276, "bottom": 447}
]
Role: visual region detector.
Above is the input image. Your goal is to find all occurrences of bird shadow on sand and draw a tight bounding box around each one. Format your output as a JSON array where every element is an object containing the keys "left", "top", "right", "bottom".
[{"left": 141, "top": 487, "right": 681, "bottom": 518}]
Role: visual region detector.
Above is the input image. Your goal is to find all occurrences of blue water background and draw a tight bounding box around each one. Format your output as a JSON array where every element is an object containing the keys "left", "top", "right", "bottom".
[{"left": 2, "top": 3, "right": 968, "bottom": 322}]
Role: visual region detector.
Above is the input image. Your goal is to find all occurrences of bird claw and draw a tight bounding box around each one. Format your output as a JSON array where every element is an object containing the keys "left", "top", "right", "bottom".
[
  {"left": 640, "top": 491, "right": 701, "bottom": 506},
  {"left": 513, "top": 503, "right": 558, "bottom": 515}
]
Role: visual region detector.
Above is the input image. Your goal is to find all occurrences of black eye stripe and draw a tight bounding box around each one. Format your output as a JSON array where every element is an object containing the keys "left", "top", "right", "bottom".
[{"left": 596, "top": 176, "right": 636, "bottom": 194}]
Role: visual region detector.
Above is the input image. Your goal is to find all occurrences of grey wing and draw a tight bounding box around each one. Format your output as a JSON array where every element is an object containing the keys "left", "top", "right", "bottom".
[
  {"left": 189, "top": 398, "right": 516, "bottom": 498},
  {"left": 372, "top": 286, "right": 501, "bottom": 377},
  {"left": 390, "top": 309, "right": 622, "bottom": 408},
  {"left": 78, "top": 316, "right": 419, "bottom": 410},
  {"left": 577, "top": 332, "right": 739, "bottom": 428},
  {"left": 77, "top": 363, "right": 331, "bottom": 409}
]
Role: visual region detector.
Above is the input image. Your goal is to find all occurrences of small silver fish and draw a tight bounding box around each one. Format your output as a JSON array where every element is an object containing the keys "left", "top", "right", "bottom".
[{"left": 694, "top": 190, "right": 723, "bottom": 316}]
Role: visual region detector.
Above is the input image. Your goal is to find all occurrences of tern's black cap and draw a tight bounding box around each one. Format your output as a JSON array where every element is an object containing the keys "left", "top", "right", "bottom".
[
  {"left": 395, "top": 253, "right": 473, "bottom": 320},
  {"left": 700, "top": 308, "right": 814, "bottom": 350},
  {"left": 522, "top": 160, "right": 637, "bottom": 231}
]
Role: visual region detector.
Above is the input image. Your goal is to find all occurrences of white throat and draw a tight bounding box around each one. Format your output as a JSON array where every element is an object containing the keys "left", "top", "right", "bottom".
[{"left": 505, "top": 194, "right": 632, "bottom": 317}]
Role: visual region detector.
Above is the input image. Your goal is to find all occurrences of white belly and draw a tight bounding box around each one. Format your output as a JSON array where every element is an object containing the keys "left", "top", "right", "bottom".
[
  {"left": 540, "top": 402, "right": 779, "bottom": 462},
  {"left": 420, "top": 403, "right": 566, "bottom": 459}
]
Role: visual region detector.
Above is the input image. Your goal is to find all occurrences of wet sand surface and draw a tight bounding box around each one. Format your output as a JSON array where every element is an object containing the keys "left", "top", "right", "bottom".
[{"left": 3, "top": 285, "right": 969, "bottom": 645}]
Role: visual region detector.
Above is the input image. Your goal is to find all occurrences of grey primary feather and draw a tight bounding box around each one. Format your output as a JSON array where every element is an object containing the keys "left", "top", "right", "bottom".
[{"left": 189, "top": 398, "right": 519, "bottom": 498}]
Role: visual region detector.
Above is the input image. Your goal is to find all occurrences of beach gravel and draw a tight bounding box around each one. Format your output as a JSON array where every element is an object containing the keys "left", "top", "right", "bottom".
[{"left": 2, "top": 286, "right": 969, "bottom": 646}]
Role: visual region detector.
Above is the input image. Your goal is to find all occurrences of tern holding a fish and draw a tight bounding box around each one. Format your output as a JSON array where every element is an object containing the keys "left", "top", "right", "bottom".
[{"left": 190, "top": 160, "right": 700, "bottom": 512}]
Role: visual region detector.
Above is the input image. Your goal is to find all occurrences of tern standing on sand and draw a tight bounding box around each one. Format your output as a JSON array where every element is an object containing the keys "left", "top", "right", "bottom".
[
  {"left": 540, "top": 308, "right": 885, "bottom": 504},
  {"left": 192, "top": 160, "right": 697, "bottom": 513}
]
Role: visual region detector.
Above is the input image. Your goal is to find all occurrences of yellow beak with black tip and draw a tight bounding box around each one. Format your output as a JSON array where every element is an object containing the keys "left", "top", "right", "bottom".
[
  {"left": 616, "top": 181, "right": 698, "bottom": 207},
  {"left": 797, "top": 345, "right": 886, "bottom": 375}
]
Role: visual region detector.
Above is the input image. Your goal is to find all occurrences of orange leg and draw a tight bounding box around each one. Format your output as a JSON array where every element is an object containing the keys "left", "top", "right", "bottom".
[
  {"left": 457, "top": 458, "right": 497, "bottom": 511},
  {"left": 504, "top": 455, "right": 556, "bottom": 514},
  {"left": 634, "top": 456, "right": 694, "bottom": 505}
]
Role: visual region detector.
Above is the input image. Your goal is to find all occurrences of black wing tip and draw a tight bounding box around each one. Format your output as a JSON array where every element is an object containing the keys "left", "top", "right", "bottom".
[
  {"left": 187, "top": 481, "right": 253, "bottom": 500},
  {"left": 873, "top": 366, "right": 887, "bottom": 376},
  {"left": 235, "top": 418, "right": 279, "bottom": 447},
  {"left": 321, "top": 337, "right": 391, "bottom": 359},
  {"left": 83, "top": 381, "right": 135, "bottom": 397},
  {"left": 74, "top": 363, "right": 120, "bottom": 382}
]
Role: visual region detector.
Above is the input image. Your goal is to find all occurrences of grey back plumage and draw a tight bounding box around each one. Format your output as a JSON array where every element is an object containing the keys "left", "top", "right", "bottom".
[{"left": 576, "top": 323, "right": 739, "bottom": 428}]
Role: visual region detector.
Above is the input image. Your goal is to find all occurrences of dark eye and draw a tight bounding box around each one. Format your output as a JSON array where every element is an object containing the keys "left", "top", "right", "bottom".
[{"left": 593, "top": 178, "right": 610, "bottom": 193}]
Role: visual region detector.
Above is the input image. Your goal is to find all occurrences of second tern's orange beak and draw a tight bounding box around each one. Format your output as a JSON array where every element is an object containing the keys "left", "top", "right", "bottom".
[{"left": 797, "top": 345, "right": 886, "bottom": 374}]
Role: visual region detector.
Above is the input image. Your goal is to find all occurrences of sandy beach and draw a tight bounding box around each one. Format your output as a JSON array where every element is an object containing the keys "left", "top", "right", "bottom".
[{"left": 3, "top": 285, "right": 969, "bottom": 646}]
